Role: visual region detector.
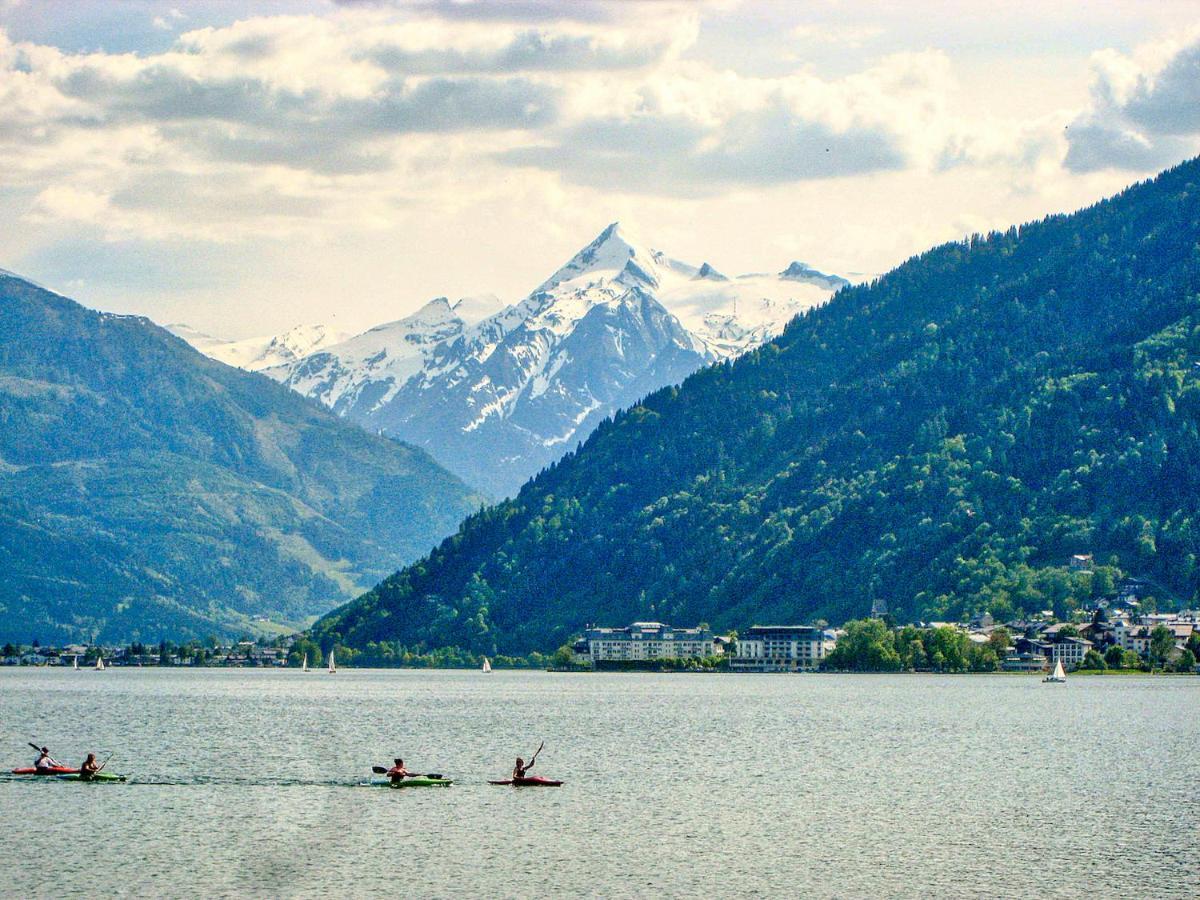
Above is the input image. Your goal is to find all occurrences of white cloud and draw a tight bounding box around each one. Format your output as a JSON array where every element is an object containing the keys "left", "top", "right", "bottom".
[
  {"left": 1066, "top": 28, "right": 1200, "bottom": 172},
  {"left": 0, "top": 4, "right": 1197, "bottom": 339}
]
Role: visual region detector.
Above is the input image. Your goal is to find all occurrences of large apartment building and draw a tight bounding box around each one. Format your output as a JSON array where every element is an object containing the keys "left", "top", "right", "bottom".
[
  {"left": 582, "top": 622, "right": 718, "bottom": 663},
  {"left": 731, "top": 625, "right": 837, "bottom": 672}
]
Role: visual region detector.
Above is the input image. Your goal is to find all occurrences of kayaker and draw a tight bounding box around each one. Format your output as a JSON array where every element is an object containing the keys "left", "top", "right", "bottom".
[
  {"left": 386, "top": 758, "right": 409, "bottom": 784},
  {"left": 78, "top": 753, "right": 100, "bottom": 782},
  {"left": 33, "top": 747, "right": 63, "bottom": 773},
  {"left": 512, "top": 742, "right": 543, "bottom": 780}
]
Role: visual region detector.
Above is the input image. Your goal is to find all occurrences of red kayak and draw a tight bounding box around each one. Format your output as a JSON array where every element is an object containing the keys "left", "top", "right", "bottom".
[
  {"left": 11, "top": 766, "right": 79, "bottom": 776},
  {"left": 489, "top": 776, "right": 563, "bottom": 787}
]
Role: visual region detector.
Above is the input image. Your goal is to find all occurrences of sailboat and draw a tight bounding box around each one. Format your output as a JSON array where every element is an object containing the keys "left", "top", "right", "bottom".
[
  {"left": 72, "top": 656, "right": 78, "bottom": 671},
  {"left": 327, "top": 649, "right": 336, "bottom": 674},
  {"left": 94, "top": 656, "right": 105, "bottom": 671},
  {"left": 302, "top": 653, "right": 309, "bottom": 673},
  {"left": 1043, "top": 658, "right": 1066, "bottom": 683},
  {"left": 481, "top": 656, "right": 492, "bottom": 673}
]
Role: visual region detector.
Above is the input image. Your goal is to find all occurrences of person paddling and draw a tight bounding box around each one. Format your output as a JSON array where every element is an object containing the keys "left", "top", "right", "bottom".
[
  {"left": 33, "top": 746, "right": 63, "bottom": 773},
  {"left": 513, "top": 742, "right": 544, "bottom": 781},
  {"left": 386, "top": 758, "right": 410, "bottom": 784},
  {"left": 78, "top": 753, "right": 100, "bottom": 782}
]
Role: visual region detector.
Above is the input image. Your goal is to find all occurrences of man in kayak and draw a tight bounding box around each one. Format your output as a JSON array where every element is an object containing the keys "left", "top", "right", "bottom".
[
  {"left": 78, "top": 753, "right": 100, "bottom": 782},
  {"left": 386, "top": 758, "right": 409, "bottom": 784},
  {"left": 33, "top": 747, "right": 63, "bottom": 773}
]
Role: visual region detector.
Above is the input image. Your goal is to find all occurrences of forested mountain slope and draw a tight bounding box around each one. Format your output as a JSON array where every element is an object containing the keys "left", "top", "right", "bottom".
[
  {"left": 316, "top": 159, "right": 1200, "bottom": 658},
  {"left": 0, "top": 275, "right": 484, "bottom": 643}
]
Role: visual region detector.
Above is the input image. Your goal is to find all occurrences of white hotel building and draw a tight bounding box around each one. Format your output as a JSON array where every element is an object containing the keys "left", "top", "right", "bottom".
[
  {"left": 583, "top": 622, "right": 718, "bottom": 663},
  {"left": 731, "top": 625, "right": 838, "bottom": 672}
]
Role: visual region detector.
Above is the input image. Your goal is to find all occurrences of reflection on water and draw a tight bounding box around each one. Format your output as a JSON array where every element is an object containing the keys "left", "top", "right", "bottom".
[{"left": 2, "top": 668, "right": 1197, "bottom": 898}]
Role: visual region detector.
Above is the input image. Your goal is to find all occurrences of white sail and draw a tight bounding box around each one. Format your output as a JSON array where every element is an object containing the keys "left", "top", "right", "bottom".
[
  {"left": 327, "top": 650, "right": 336, "bottom": 673},
  {"left": 482, "top": 657, "right": 492, "bottom": 673},
  {"left": 1053, "top": 659, "right": 1066, "bottom": 680},
  {"left": 95, "top": 656, "right": 105, "bottom": 671},
  {"left": 72, "top": 656, "right": 78, "bottom": 670},
  {"left": 302, "top": 654, "right": 309, "bottom": 672}
]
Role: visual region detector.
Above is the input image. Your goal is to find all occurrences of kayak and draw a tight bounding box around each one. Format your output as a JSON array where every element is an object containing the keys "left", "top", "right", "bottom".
[
  {"left": 489, "top": 776, "right": 563, "bottom": 787},
  {"left": 56, "top": 772, "right": 127, "bottom": 783},
  {"left": 372, "top": 778, "right": 452, "bottom": 788},
  {"left": 11, "top": 766, "right": 79, "bottom": 776}
]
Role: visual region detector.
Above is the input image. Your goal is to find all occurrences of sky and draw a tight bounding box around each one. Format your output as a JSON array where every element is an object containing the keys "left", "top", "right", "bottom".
[{"left": 1, "top": 1, "right": 1199, "bottom": 338}]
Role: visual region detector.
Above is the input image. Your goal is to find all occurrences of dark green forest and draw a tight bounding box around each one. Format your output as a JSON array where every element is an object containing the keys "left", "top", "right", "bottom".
[
  {"left": 0, "top": 278, "right": 485, "bottom": 643},
  {"left": 315, "top": 158, "right": 1200, "bottom": 658}
]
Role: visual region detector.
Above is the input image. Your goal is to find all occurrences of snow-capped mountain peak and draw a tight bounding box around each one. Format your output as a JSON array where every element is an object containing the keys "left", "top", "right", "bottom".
[
  {"left": 536, "top": 222, "right": 662, "bottom": 295},
  {"left": 179, "top": 225, "right": 849, "bottom": 497},
  {"left": 779, "top": 261, "right": 850, "bottom": 291},
  {"left": 695, "top": 262, "right": 728, "bottom": 281}
]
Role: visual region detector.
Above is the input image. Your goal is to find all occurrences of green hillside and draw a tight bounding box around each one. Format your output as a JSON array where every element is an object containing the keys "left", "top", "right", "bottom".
[
  {"left": 0, "top": 275, "right": 485, "bottom": 643},
  {"left": 316, "top": 158, "right": 1200, "bottom": 658}
]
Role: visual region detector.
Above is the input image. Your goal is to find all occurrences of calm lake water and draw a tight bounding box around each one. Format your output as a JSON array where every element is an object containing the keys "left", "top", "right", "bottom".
[{"left": 1, "top": 668, "right": 1197, "bottom": 898}]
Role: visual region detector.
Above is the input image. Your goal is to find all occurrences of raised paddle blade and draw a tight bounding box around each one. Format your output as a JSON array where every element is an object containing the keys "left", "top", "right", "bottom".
[{"left": 372, "top": 765, "right": 389, "bottom": 774}]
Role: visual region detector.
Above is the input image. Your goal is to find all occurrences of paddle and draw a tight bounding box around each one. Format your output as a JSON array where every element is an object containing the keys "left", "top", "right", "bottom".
[
  {"left": 371, "top": 765, "right": 444, "bottom": 779},
  {"left": 28, "top": 741, "right": 64, "bottom": 770}
]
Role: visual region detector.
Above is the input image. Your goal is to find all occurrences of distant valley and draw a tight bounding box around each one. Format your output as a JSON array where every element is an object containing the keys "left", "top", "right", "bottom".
[{"left": 0, "top": 274, "right": 484, "bottom": 644}]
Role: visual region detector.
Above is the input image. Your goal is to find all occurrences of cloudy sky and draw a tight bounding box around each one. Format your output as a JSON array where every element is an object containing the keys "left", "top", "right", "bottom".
[{"left": 2, "top": 0, "right": 1199, "bottom": 337}]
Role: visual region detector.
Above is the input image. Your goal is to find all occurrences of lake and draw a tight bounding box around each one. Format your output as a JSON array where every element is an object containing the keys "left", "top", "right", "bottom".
[{"left": 1, "top": 668, "right": 1197, "bottom": 898}]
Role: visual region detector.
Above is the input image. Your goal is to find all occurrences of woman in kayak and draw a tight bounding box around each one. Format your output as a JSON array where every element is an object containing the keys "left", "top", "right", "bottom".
[
  {"left": 33, "top": 747, "right": 63, "bottom": 773},
  {"left": 512, "top": 742, "right": 543, "bottom": 780},
  {"left": 386, "top": 758, "right": 409, "bottom": 784},
  {"left": 78, "top": 753, "right": 100, "bottom": 782}
]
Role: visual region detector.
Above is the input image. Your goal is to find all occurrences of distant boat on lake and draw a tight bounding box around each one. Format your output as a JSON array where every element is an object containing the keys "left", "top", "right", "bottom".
[
  {"left": 482, "top": 657, "right": 491, "bottom": 673},
  {"left": 72, "top": 656, "right": 78, "bottom": 671},
  {"left": 94, "top": 656, "right": 105, "bottom": 671},
  {"left": 327, "top": 650, "right": 336, "bottom": 674},
  {"left": 1043, "top": 659, "right": 1066, "bottom": 683},
  {"left": 302, "top": 654, "right": 309, "bottom": 673}
]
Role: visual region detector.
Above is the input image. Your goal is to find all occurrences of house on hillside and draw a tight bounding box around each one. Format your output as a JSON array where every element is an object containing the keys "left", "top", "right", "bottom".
[{"left": 1068, "top": 554, "right": 1094, "bottom": 572}]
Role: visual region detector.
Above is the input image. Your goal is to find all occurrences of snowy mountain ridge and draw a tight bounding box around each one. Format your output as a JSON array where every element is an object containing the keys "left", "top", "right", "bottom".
[
  {"left": 174, "top": 224, "right": 848, "bottom": 496},
  {"left": 167, "top": 322, "right": 351, "bottom": 372}
]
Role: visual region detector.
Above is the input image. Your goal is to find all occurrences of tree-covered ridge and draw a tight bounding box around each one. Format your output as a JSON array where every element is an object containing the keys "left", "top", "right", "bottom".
[
  {"left": 316, "top": 158, "right": 1200, "bottom": 657},
  {"left": 0, "top": 276, "right": 485, "bottom": 643}
]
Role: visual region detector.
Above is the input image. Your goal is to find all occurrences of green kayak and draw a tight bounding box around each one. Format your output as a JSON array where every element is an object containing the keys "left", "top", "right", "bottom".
[
  {"left": 57, "top": 772, "right": 127, "bottom": 783},
  {"left": 373, "top": 777, "right": 452, "bottom": 788}
]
